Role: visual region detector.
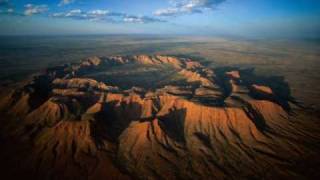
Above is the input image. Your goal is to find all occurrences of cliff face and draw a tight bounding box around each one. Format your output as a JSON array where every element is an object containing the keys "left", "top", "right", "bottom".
[{"left": 0, "top": 55, "right": 319, "bottom": 179}]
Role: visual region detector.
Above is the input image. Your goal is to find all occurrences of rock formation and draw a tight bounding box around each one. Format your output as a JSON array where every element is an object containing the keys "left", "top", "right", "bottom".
[{"left": 0, "top": 55, "right": 319, "bottom": 180}]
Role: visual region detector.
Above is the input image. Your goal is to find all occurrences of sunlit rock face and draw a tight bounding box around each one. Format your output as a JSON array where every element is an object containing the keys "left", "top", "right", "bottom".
[{"left": 0, "top": 55, "right": 319, "bottom": 180}]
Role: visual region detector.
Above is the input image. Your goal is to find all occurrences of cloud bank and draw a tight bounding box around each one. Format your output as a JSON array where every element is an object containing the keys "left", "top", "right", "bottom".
[
  {"left": 0, "top": 1, "right": 163, "bottom": 24},
  {"left": 154, "top": 0, "right": 226, "bottom": 16},
  {"left": 24, "top": 4, "right": 48, "bottom": 16},
  {"left": 51, "top": 9, "right": 165, "bottom": 23},
  {"left": 58, "top": 0, "right": 75, "bottom": 7}
]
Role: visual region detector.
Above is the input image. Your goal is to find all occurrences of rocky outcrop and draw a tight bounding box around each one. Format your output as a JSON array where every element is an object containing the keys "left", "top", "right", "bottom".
[
  {"left": 251, "top": 84, "right": 273, "bottom": 96},
  {"left": 52, "top": 78, "right": 118, "bottom": 91},
  {"left": 0, "top": 55, "right": 318, "bottom": 180},
  {"left": 178, "top": 69, "right": 214, "bottom": 87}
]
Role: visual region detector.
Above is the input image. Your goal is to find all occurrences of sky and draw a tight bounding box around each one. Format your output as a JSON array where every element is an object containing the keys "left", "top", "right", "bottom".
[{"left": 0, "top": 0, "right": 319, "bottom": 38}]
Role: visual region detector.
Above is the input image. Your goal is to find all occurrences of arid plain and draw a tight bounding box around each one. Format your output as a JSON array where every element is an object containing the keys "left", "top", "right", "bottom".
[{"left": 1, "top": 36, "right": 319, "bottom": 109}]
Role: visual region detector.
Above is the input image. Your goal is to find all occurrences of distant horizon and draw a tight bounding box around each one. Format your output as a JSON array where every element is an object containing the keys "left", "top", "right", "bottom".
[
  {"left": 0, "top": 33, "right": 320, "bottom": 42},
  {"left": 0, "top": 0, "right": 319, "bottom": 38}
]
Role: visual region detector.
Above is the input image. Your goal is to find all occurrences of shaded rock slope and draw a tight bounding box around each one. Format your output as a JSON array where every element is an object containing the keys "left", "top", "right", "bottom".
[{"left": 0, "top": 55, "right": 319, "bottom": 179}]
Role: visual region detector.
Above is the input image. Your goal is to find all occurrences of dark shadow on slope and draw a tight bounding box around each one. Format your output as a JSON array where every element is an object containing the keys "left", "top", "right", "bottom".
[
  {"left": 231, "top": 95, "right": 269, "bottom": 132},
  {"left": 240, "top": 68, "right": 296, "bottom": 111},
  {"left": 194, "top": 132, "right": 212, "bottom": 149},
  {"left": 91, "top": 100, "right": 144, "bottom": 146},
  {"left": 212, "top": 67, "right": 235, "bottom": 105},
  {"left": 244, "top": 106, "right": 269, "bottom": 132},
  {"left": 46, "top": 64, "right": 70, "bottom": 78},
  {"left": 212, "top": 66, "right": 299, "bottom": 132},
  {"left": 157, "top": 108, "right": 187, "bottom": 143},
  {"left": 8, "top": 74, "right": 53, "bottom": 113},
  {"left": 213, "top": 67, "right": 299, "bottom": 112}
]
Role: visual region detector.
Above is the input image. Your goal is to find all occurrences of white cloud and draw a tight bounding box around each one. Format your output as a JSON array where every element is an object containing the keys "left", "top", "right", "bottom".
[
  {"left": 123, "top": 16, "right": 164, "bottom": 23},
  {"left": 88, "top": 10, "right": 109, "bottom": 16},
  {"left": 154, "top": 0, "right": 226, "bottom": 16},
  {"left": 123, "top": 17, "right": 142, "bottom": 23},
  {"left": 52, "top": 9, "right": 103, "bottom": 19},
  {"left": 0, "top": 8, "right": 13, "bottom": 15},
  {"left": 58, "top": 0, "right": 74, "bottom": 6},
  {"left": 51, "top": 9, "right": 165, "bottom": 23},
  {"left": 24, "top": 4, "right": 48, "bottom": 16},
  {"left": 66, "top": 9, "right": 82, "bottom": 17},
  {"left": 154, "top": 7, "right": 180, "bottom": 16}
]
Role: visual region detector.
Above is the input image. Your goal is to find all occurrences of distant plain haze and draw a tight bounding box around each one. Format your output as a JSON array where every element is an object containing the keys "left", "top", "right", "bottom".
[{"left": 0, "top": 0, "right": 319, "bottom": 38}]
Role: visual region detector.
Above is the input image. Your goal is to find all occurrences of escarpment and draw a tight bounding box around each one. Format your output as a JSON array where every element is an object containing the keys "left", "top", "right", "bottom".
[{"left": 0, "top": 55, "right": 319, "bottom": 180}]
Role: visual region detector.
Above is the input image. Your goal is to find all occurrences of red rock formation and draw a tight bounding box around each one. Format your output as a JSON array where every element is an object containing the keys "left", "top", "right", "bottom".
[
  {"left": 251, "top": 84, "right": 273, "bottom": 96},
  {"left": 226, "top": 70, "right": 240, "bottom": 79},
  {"left": 81, "top": 56, "right": 102, "bottom": 66},
  {"left": 178, "top": 69, "right": 214, "bottom": 87},
  {"left": 0, "top": 55, "right": 318, "bottom": 180}
]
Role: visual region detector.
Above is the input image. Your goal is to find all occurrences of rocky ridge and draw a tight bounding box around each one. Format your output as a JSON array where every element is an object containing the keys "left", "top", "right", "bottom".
[{"left": 0, "top": 55, "right": 319, "bottom": 179}]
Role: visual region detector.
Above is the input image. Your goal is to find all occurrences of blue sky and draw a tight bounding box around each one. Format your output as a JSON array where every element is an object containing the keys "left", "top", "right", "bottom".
[{"left": 0, "top": 0, "right": 319, "bottom": 38}]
